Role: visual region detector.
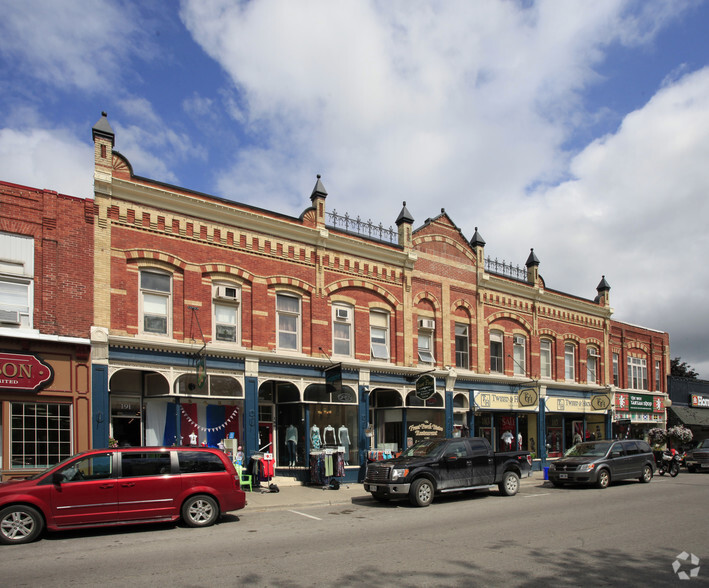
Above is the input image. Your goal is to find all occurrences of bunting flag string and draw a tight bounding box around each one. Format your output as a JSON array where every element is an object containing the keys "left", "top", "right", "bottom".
[{"left": 180, "top": 405, "right": 239, "bottom": 433}]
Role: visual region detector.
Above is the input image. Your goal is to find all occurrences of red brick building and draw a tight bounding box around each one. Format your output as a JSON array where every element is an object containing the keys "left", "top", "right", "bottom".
[{"left": 0, "top": 181, "right": 94, "bottom": 480}]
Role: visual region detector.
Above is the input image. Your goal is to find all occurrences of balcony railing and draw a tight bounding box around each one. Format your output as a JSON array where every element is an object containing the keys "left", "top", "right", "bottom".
[
  {"left": 326, "top": 210, "right": 398, "bottom": 244},
  {"left": 485, "top": 256, "right": 528, "bottom": 282}
]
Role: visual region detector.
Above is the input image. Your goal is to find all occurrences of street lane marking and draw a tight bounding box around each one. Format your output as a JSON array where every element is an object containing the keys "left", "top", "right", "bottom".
[
  {"left": 523, "top": 493, "right": 551, "bottom": 498},
  {"left": 288, "top": 510, "right": 322, "bottom": 520}
]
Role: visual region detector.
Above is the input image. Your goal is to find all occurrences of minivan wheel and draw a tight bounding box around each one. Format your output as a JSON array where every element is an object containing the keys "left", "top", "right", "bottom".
[
  {"left": 595, "top": 469, "right": 610, "bottom": 489},
  {"left": 182, "top": 495, "right": 219, "bottom": 527},
  {"left": 409, "top": 478, "right": 434, "bottom": 507},
  {"left": 639, "top": 464, "right": 653, "bottom": 483},
  {"left": 0, "top": 505, "right": 44, "bottom": 545}
]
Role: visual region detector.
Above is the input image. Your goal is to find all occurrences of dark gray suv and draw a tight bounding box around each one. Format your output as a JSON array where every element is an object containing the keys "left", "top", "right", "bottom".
[{"left": 548, "top": 439, "right": 656, "bottom": 489}]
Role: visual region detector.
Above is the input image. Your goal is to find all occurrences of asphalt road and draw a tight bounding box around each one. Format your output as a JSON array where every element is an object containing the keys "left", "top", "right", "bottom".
[{"left": 2, "top": 473, "right": 708, "bottom": 587}]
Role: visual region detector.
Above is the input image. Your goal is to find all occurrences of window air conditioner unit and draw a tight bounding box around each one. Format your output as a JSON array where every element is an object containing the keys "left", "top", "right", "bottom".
[
  {"left": 514, "top": 336, "right": 525, "bottom": 345},
  {"left": 418, "top": 318, "right": 435, "bottom": 330},
  {"left": 588, "top": 348, "right": 600, "bottom": 357},
  {"left": 335, "top": 308, "right": 350, "bottom": 321},
  {"left": 215, "top": 286, "right": 239, "bottom": 301},
  {"left": 0, "top": 309, "right": 21, "bottom": 325}
]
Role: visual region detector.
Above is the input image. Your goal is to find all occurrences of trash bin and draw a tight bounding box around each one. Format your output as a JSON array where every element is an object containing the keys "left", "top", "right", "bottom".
[{"left": 543, "top": 466, "right": 549, "bottom": 480}]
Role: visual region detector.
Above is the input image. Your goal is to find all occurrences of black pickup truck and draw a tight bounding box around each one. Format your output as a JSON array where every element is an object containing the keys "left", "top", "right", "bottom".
[{"left": 364, "top": 437, "right": 532, "bottom": 506}]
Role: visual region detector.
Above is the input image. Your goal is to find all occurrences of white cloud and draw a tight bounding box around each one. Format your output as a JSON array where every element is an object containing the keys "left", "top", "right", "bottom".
[{"left": 0, "top": 127, "right": 93, "bottom": 199}]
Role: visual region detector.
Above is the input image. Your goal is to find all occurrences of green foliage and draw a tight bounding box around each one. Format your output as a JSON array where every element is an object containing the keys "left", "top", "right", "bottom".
[{"left": 671, "top": 357, "right": 698, "bottom": 379}]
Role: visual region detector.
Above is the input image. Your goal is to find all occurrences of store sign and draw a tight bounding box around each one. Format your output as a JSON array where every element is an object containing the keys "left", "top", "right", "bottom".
[
  {"left": 474, "top": 391, "right": 537, "bottom": 411},
  {"left": 615, "top": 393, "right": 663, "bottom": 413},
  {"left": 691, "top": 394, "right": 709, "bottom": 408},
  {"left": 591, "top": 394, "right": 611, "bottom": 411},
  {"left": 408, "top": 420, "right": 444, "bottom": 440},
  {"left": 0, "top": 351, "right": 54, "bottom": 392},
  {"left": 518, "top": 387, "right": 538, "bottom": 408},
  {"left": 415, "top": 374, "right": 436, "bottom": 400},
  {"left": 325, "top": 363, "right": 343, "bottom": 397},
  {"left": 549, "top": 397, "right": 594, "bottom": 413}
]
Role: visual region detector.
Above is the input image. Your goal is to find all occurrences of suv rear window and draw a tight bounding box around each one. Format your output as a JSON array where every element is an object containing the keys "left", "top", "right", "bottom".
[
  {"left": 636, "top": 441, "right": 651, "bottom": 453},
  {"left": 178, "top": 451, "right": 227, "bottom": 473},
  {"left": 121, "top": 452, "right": 172, "bottom": 477}
]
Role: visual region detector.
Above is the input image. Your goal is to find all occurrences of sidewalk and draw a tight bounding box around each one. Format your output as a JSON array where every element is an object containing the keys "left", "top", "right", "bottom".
[{"left": 242, "top": 470, "right": 547, "bottom": 512}]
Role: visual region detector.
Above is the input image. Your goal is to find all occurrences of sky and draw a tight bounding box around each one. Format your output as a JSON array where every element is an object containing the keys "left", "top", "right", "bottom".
[{"left": 1, "top": 0, "right": 708, "bottom": 378}]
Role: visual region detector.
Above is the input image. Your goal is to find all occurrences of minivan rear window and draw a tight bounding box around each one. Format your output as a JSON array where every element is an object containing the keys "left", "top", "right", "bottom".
[
  {"left": 178, "top": 451, "right": 227, "bottom": 473},
  {"left": 121, "top": 452, "right": 172, "bottom": 477}
]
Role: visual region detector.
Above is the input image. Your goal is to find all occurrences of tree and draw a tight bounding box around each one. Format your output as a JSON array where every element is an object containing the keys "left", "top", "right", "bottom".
[{"left": 671, "top": 357, "right": 698, "bottom": 379}]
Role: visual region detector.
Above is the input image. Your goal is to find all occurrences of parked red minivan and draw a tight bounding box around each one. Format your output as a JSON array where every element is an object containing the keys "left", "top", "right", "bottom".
[{"left": 0, "top": 446, "right": 247, "bottom": 544}]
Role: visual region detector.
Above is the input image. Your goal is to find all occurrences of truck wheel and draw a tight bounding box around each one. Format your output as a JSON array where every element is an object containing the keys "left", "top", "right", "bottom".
[
  {"left": 409, "top": 478, "right": 434, "bottom": 507},
  {"left": 498, "top": 471, "right": 520, "bottom": 496},
  {"left": 595, "top": 469, "right": 610, "bottom": 489},
  {"left": 0, "top": 505, "right": 44, "bottom": 545},
  {"left": 639, "top": 464, "right": 653, "bottom": 483}
]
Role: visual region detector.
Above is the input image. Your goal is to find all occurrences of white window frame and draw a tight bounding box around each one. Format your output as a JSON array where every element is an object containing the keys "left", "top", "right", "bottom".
[
  {"left": 454, "top": 323, "right": 469, "bottom": 369},
  {"left": 370, "top": 309, "right": 390, "bottom": 361},
  {"left": 276, "top": 292, "right": 301, "bottom": 351},
  {"left": 612, "top": 353, "right": 620, "bottom": 387},
  {"left": 10, "top": 401, "right": 73, "bottom": 469},
  {"left": 627, "top": 356, "right": 648, "bottom": 390},
  {"left": 655, "top": 360, "right": 662, "bottom": 391},
  {"left": 587, "top": 347, "right": 599, "bottom": 384},
  {"left": 564, "top": 343, "right": 576, "bottom": 381},
  {"left": 140, "top": 270, "right": 172, "bottom": 336},
  {"left": 513, "top": 335, "right": 526, "bottom": 376},
  {"left": 212, "top": 283, "right": 240, "bottom": 344},
  {"left": 0, "top": 232, "right": 34, "bottom": 329},
  {"left": 332, "top": 303, "right": 353, "bottom": 357},
  {"left": 540, "top": 339, "right": 552, "bottom": 380},
  {"left": 490, "top": 330, "right": 504, "bottom": 373},
  {"left": 418, "top": 325, "right": 435, "bottom": 365}
]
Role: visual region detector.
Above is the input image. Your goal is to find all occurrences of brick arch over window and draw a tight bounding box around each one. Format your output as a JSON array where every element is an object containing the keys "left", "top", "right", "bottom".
[
  {"left": 584, "top": 337, "right": 603, "bottom": 348},
  {"left": 267, "top": 276, "right": 315, "bottom": 294},
  {"left": 626, "top": 343, "right": 650, "bottom": 354},
  {"left": 539, "top": 328, "right": 559, "bottom": 339},
  {"left": 124, "top": 249, "right": 186, "bottom": 271},
  {"left": 413, "top": 291, "right": 441, "bottom": 310},
  {"left": 324, "top": 280, "right": 399, "bottom": 307},
  {"left": 200, "top": 264, "right": 254, "bottom": 284},
  {"left": 562, "top": 334, "right": 581, "bottom": 344},
  {"left": 412, "top": 234, "right": 476, "bottom": 264},
  {"left": 451, "top": 299, "right": 474, "bottom": 318},
  {"left": 485, "top": 311, "right": 532, "bottom": 334}
]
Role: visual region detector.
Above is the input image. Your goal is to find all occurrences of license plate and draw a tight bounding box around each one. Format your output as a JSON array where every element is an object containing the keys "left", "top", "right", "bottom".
[{"left": 559, "top": 473, "right": 568, "bottom": 479}]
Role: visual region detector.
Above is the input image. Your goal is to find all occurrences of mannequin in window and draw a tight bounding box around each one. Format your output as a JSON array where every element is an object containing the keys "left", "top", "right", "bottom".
[
  {"left": 323, "top": 424, "right": 336, "bottom": 446},
  {"left": 517, "top": 432, "right": 523, "bottom": 450},
  {"left": 286, "top": 424, "right": 298, "bottom": 466},
  {"left": 310, "top": 425, "right": 322, "bottom": 450},
  {"left": 501, "top": 430, "right": 513, "bottom": 450},
  {"left": 188, "top": 432, "right": 198, "bottom": 446},
  {"left": 338, "top": 425, "right": 350, "bottom": 465}
]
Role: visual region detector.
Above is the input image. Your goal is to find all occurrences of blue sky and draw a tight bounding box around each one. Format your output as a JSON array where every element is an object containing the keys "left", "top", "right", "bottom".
[{"left": 2, "top": 0, "right": 709, "bottom": 377}]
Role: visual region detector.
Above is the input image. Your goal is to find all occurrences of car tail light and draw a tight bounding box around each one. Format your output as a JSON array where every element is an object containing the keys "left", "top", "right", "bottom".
[
  {"left": 234, "top": 474, "right": 241, "bottom": 489},
  {"left": 526, "top": 455, "right": 532, "bottom": 466}
]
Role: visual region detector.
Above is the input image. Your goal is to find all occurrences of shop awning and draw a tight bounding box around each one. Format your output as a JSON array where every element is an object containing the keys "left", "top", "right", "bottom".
[{"left": 669, "top": 405, "right": 709, "bottom": 427}]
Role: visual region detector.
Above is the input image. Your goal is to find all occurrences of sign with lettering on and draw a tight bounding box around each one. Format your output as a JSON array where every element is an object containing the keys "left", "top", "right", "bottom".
[
  {"left": 474, "top": 391, "right": 538, "bottom": 412},
  {"left": 0, "top": 351, "right": 54, "bottom": 392},
  {"left": 415, "top": 374, "right": 436, "bottom": 401},
  {"left": 518, "top": 387, "right": 539, "bottom": 408},
  {"left": 615, "top": 393, "right": 663, "bottom": 413},
  {"left": 691, "top": 394, "right": 709, "bottom": 409},
  {"left": 591, "top": 394, "right": 611, "bottom": 411}
]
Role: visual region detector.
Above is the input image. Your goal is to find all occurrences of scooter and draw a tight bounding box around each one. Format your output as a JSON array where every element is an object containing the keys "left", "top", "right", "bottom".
[{"left": 656, "top": 449, "right": 681, "bottom": 477}]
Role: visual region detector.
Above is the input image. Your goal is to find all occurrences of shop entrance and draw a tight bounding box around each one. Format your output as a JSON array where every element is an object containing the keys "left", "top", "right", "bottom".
[{"left": 110, "top": 396, "right": 142, "bottom": 447}]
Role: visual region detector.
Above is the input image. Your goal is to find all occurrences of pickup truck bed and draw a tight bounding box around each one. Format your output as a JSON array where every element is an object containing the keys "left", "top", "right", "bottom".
[{"left": 364, "top": 437, "right": 532, "bottom": 506}]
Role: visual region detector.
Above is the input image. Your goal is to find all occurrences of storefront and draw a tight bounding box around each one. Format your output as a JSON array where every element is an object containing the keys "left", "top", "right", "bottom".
[
  {"left": 472, "top": 388, "right": 538, "bottom": 455},
  {"left": 612, "top": 392, "right": 665, "bottom": 441},
  {"left": 543, "top": 390, "right": 610, "bottom": 457},
  {"left": 0, "top": 343, "right": 91, "bottom": 481},
  {"left": 667, "top": 393, "right": 709, "bottom": 442}
]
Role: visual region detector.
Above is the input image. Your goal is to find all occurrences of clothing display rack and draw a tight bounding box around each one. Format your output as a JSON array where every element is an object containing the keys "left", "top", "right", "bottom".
[{"left": 309, "top": 446, "right": 345, "bottom": 488}]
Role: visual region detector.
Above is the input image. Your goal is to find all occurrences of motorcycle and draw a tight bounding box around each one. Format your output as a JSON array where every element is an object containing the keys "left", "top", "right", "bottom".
[{"left": 656, "top": 449, "right": 681, "bottom": 477}]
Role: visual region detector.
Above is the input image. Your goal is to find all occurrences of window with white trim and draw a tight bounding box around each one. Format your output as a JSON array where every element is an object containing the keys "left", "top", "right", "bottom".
[
  {"left": 0, "top": 232, "right": 34, "bottom": 329},
  {"left": 655, "top": 360, "right": 662, "bottom": 391},
  {"left": 612, "top": 353, "right": 620, "bottom": 386},
  {"left": 540, "top": 339, "right": 553, "bottom": 379},
  {"left": 417, "top": 319, "right": 435, "bottom": 364},
  {"left": 627, "top": 356, "right": 648, "bottom": 390},
  {"left": 140, "top": 270, "right": 172, "bottom": 336},
  {"left": 370, "top": 310, "right": 389, "bottom": 361},
  {"left": 587, "top": 347, "right": 599, "bottom": 384},
  {"left": 213, "top": 283, "right": 240, "bottom": 343},
  {"left": 513, "top": 335, "right": 526, "bottom": 376},
  {"left": 332, "top": 303, "right": 353, "bottom": 357},
  {"left": 277, "top": 292, "right": 301, "bottom": 351},
  {"left": 455, "top": 323, "right": 469, "bottom": 369},
  {"left": 490, "top": 330, "right": 504, "bottom": 373},
  {"left": 565, "top": 343, "right": 576, "bottom": 381},
  {"left": 11, "top": 402, "right": 72, "bottom": 469}
]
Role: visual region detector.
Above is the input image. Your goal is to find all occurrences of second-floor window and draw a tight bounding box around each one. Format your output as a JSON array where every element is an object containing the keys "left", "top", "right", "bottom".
[
  {"left": 613, "top": 353, "right": 620, "bottom": 386},
  {"left": 490, "top": 330, "right": 503, "bottom": 373},
  {"left": 513, "top": 335, "right": 526, "bottom": 376},
  {"left": 564, "top": 343, "right": 576, "bottom": 381},
  {"left": 370, "top": 310, "right": 389, "bottom": 361},
  {"left": 655, "top": 360, "right": 662, "bottom": 391},
  {"left": 213, "top": 284, "right": 240, "bottom": 343},
  {"left": 276, "top": 292, "right": 300, "bottom": 351},
  {"left": 587, "top": 347, "right": 599, "bottom": 384},
  {"left": 140, "top": 270, "right": 171, "bottom": 336},
  {"left": 333, "top": 304, "right": 353, "bottom": 357},
  {"left": 417, "top": 318, "right": 435, "bottom": 364},
  {"left": 627, "top": 356, "right": 648, "bottom": 390},
  {"left": 455, "top": 324, "right": 469, "bottom": 369},
  {"left": 0, "top": 232, "right": 33, "bottom": 329},
  {"left": 540, "top": 339, "right": 552, "bottom": 379}
]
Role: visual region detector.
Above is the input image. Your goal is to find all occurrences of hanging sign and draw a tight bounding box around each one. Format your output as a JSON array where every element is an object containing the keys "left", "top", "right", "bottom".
[
  {"left": 325, "top": 363, "right": 343, "bottom": 397},
  {"left": 415, "top": 374, "right": 436, "bottom": 400},
  {"left": 591, "top": 394, "right": 611, "bottom": 411},
  {"left": 0, "top": 351, "right": 54, "bottom": 392},
  {"left": 518, "top": 387, "right": 539, "bottom": 408}
]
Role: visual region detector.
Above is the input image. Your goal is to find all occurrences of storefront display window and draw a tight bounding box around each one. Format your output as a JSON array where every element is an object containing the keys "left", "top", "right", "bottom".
[{"left": 11, "top": 402, "right": 72, "bottom": 468}]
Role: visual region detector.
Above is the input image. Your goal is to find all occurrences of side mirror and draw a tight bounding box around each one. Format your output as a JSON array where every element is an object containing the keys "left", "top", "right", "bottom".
[{"left": 52, "top": 472, "right": 64, "bottom": 485}]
